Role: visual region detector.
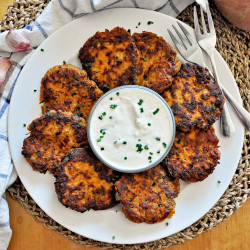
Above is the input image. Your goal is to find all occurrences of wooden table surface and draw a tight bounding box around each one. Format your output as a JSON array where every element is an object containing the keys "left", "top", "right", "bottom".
[{"left": 1, "top": 1, "right": 249, "bottom": 250}]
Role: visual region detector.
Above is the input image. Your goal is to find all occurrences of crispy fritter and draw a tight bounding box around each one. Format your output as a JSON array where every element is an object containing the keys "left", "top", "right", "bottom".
[
  {"left": 132, "top": 32, "right": 181, "bottom": 94},
  {"left": 40, "top": 64, "right": 103, "bottom": 120},
  {"left": 22, "top": 110, "right": 88, "bottom": 174},
  {"left": 162, "top": 127, "right": 220, "bottom": 182},
  {"left": 78, "top": 27, "right": 139, "bottom": 91},
  {"left": 55, "top": 148, "right": 119, "bottom": 212},
  {"left": 162, "top": 63, "right": 224, "bottom": 131},
  {"left": 115, "top": 165, "right": 180, "bottom": 224}
]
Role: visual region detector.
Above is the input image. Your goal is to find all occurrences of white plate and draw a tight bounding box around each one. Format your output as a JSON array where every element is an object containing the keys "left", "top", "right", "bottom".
[{"left": 8, "top": 8, "right": 244, "bottom": 244}]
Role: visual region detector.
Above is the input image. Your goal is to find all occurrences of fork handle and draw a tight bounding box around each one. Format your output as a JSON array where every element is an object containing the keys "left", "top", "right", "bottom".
[{"left": 210, "top": 55, "right": 235, "bottom": 137}]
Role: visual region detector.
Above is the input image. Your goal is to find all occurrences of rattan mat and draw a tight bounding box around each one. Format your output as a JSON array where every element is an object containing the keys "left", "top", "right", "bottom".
[{"left": 1, "top": 1, "right": 249, "bottom": 249}]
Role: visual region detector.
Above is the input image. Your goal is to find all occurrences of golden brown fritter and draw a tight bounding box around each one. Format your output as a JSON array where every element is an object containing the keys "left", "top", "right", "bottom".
[
  {"left": 22, "top": 110, "right": 88, "bottom": 175},
  {"left": 115, "top": 165, "right": 180, "bottom": 224},
  {"left": 55, "top": 148, "right": 119, "bottom": 212},
  {"left": 132, "top": 32, "right": 181, "bottom": 94},
  {"left": 162, "top": 127, "right": 220, "bottom": 182},
  {"left": 40, "top": 64, "right": 103, "bottom": 120},
  {"left": 78, "top": 27, "right": 139, "bottom": 91},
  {"left": 162, "top": 63, "right": 224, "bottom": 131}
]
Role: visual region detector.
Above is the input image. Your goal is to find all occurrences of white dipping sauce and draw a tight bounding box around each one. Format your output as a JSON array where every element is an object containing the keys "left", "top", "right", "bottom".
[{"left": 88, "top": 86, "right": 175, "bottom": 173}]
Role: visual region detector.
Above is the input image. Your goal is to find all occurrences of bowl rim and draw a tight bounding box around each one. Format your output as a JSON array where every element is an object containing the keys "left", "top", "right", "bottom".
[{"left": 87, "top": 85, "right": 176, "bottom": 173}]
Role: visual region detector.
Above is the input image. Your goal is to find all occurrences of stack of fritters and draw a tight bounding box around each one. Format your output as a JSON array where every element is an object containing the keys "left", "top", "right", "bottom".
[
  {"left": 162, "top": 63, "right": 223, "bottom": 182},
  {"left": 22, "top": 110, "right": 88, "bottom": 175},
  {"left": 40, "top": 64, "right": 103, "bottom": 120},
  {"left": 115, "top": 165, "right": 180, "bottom": 224},
  {"left": 55, "top": 148, "right": 119, "bottom": 212},
  {"left": 79, "top": 28, "right": 180, "bottom": 93},
  {"left": 22, "top": 27, "right": 224, "bottom": 224}
]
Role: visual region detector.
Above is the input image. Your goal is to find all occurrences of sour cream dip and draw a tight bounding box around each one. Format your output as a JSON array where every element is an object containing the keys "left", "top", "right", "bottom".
[{"left": 87, "top": 85, "right": 175, "bottom": 173}]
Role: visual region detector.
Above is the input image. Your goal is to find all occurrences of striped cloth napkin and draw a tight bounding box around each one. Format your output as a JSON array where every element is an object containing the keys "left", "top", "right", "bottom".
[{"left": 0, "top": 0, "right": 207, "bottom": 249}]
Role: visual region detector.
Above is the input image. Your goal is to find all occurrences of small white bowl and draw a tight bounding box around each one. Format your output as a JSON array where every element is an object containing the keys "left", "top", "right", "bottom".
[{"left": 87, "top": 85, "right": 176, "bottom": 173}]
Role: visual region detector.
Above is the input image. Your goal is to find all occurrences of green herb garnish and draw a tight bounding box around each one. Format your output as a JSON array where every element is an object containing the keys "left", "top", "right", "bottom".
[
  {"left": 137, "top": 99, "right": 143, "bottom": 105},
  {"left": 136, "top": 144, "right": 143, "bottom": 153},
  {"left": 147, "top": 21, "right": 154, "bottom": 25},
  {"left": 98, "top": 115, "right": 103, "bottom": 120},
  {"left": 144, "top": 145, "right": 149, "bottom": 150},
  {"left": 156, "top": 137, "right": 161, "bottom": 141},
  {"left": 40, "top": 48, "right": 44, "bottom": 52},
  {"left": 149, "top": 152, "right": 153, "bottom": 155},
  {"left": 86, "top": 62, "right": 92, "bottom": 67},
  {"left": 157, "top": 150, "right": 160, "bottom": 154},
  {"left": 140, "top": 107, "right": 144, "bottom": 113},
  {"left": 147, "top": 123, "right": 151, "bottom": 126},
  {"left": 97, "top": 138, "right": 101, "bottom": 142},
  {"left": 143, "top": 74, "right": 148, "bottom": 79},
  {"left": 176, "top": 71, "right": 181, "bottom": 76},
  {"left": 143, "top": 57, "right": 148, "bottom": 61},
  {"left": 212, "top": 105, "right": 216, "bottom": 110},
  {"left": 218, "top": 180, "right": 221, "bottom": 183},
  {"left": 101, "top": 147, "right": 104, "bottom": 151},
  {"left": 81, "top": 104, "right": 85, "bottom": 107},
  {"left": 102, "top": 112, "right": 106, "bottom": 116},
  {"left": 153, "top": 108, "right": 159, "bottom": 115},
  {"left": 110, "top": 104, "right": 117, "bottom": 109},
  {"left": 162, "top": 142, "right": 167, "bottom": 148},
  {"left": 123, "top": 141, "right": 127, "bottom": 144},
  {"left": 116, "top": 92, "right": 119, "bottom": 96},
  {"left": 112, "top": 236, "right": 115, "bottom": 240},
  {"left": 110, "top": 97, "right": 113, "bottom": 100},
  {"left": 63, "top": 60, "right": 66, "bottom": 65},
  {"left": 73, "top": 75, "right": 79, "bottom": 81},
  {"left": 23, "top": 124, "right": 26, "bottom": 127},
  {"left": 109, "top": 116, "right": 113, "bottom": 119},
  {"left": 124, "top": 157, "right": 127, "bottom": 160}
]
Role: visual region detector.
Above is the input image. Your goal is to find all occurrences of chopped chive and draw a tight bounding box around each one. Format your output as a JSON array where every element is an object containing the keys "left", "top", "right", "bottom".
[
  {"left": 176, "top": 152, "right": 180, "bottom": 156},
  {"left": 140, "top": 107, "right": 144, "bottom": 113},
  {"left": 109, "top": 116, "right": 113, "bottom": 119},
  {"left": 186, "top": 104, "right": 190, "bottom": 109},
  {"left": 157, "top": 150, "right": 160, "bottom": 154},
  {"left": 112, "top": 236, "right": 115, "bottom": 240},
  {"left": 103, "top": 84, "right": 110, "bottom": 89},
  {"left": 162, "top": 142, "right": 167, "bottom": 148},
  {"left": 144, "top": 145, "right": 149, "bottom": 150},
  {"left": 100, "top": 136, "right": 104, "bottom": 139},
  {"left": 73, "top": 75, "right": 79, "bottom": 81},
  {"left": 97, "top": 138, "right": 101, "bottom": 142},
  {"left": 101, "top": 147, "right": 104, "bottom": 151},
  {"left": 138, "top": 139, "right": 141, "bottom": 141},
  {"left": 63, "top": 60, "right": 66, "bottom": 65},
  {"left": 177, "top": 139, "right": 181, "bottom": 144},
  {"left": 23, "top": 124, "right": 26, "bottom": 127},
  {"left": 176, "top": 71, "right": 181, "bottom": 76},
  {"left": 100, "top": 129, "right": 106, "bottom": 134},
  {"left": 87, "top": 85, "right": 90, "bottom": 89},
  {"left": 147, "top": 122, "right": 151, "bottom": 126},
  {"left": 158, "top": 203, "right": 162, "bottom": 207},
  {"left": 149, "top": 160, "right": 152, "bottom": 163},
  {"left": 217, "top": 180, "right": 221, "bottom": 183},
  {"left": 149, "top": 152, "right": 153, "bottom": 155},
  {"left": 110, "top": 104, "right": 117, "bottom": 109},
  {"left": 166, "top": 222, "right": 169, "bottom": 226},
  {"left": 156, "top": 137, "right": 161, "bottom": 141},
  {"left": 143, "top": 74, "right": 148, "bottom": 79},
  {"left": 153, "top": 108, "right": 159, "bottom": 115},
  {"left": 110, "top": 97, "right": 113, "bottom": 100},
  {"left": 94, "top": 196, "right": 97, "bottom": 200},
  {"left": 147, "top": 21, "right": 154, "bottom": 25},
  {"left": 123, "top": 141, "right": 127, "bottom": 144},
  {"left": 143, "top": 57, "right": 148, "bottom": 61},
  {"left": 212, "top": 105, "right": 216, "bottom": 110},
  {"left": 194, "top": 156, "right": 198, "bottom": 159},
  {"left": 124, "top": 157, "right": 127, "bottom": 160},
  {"left": 98, "top": 115, "right": 103, "bottom": 120},
  {"left": 40, "top": 48, "right": 44, "bottom": 52},
  {"left": 86, "top": 62, "right": 92, "bottom": 67},
  {"left": 136, "top": 144, "right": 143, "bottom": 153},
  {"left": 102, "top": 112, "right": 106, "bottom": 116},
  {"left": 81, "top": 104, "right": 85, "bottom": 107},
  {"left": 138, "top": 22, "right": 141, "bottom": 26},
  {"left": 116, "top": 92, "right": 119, "bottom": 96},
  {"left": 137, "top": 99, "right": 144, "bottom": 105},
  {"left": 148, "top": 156, "right": 152, "bottom": 160}
]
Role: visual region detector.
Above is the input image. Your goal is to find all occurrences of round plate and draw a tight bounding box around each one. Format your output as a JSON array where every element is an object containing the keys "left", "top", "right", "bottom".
[{"left": 8, "top": 8, "right": 244, "bottom": 244}]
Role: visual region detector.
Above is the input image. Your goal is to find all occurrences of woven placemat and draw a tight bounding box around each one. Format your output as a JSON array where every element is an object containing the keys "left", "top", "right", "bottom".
[{"left": 2, "top": 1, "right": 250, "bottom": 249}]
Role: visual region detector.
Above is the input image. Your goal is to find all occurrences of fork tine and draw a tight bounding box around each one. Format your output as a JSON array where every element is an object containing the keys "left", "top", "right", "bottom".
[
  {"left": 193, "top": 6, "right": 201, "bottom": 36},
  {"left": 206, "top": 4, "right": 215, "bottom": 33},
  {"left": 167, "top": 29, "right": 186, "bottom": 55},
  {"left": 172, "top": 25, "right": 189, "bottom": 49},
  {"left": 177, "top": 22, "right": 195, "bottom": 45},
  {"left": 200, "top": 5, "right": 207, "bottom": 33}
]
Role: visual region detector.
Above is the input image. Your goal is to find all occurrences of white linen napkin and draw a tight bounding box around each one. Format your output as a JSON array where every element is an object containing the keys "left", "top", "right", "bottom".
[{"left": 0, "top": 0, "right": 208, "bottom": 249}]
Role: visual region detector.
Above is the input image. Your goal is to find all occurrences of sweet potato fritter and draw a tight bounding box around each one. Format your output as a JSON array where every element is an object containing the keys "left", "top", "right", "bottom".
[
  {"left": 40, "top": 64, "right": 103, "bottom": 120},
  {"left": 78, "top": 27, "right": 139, "bottom": 91},
  {"left": 115, "top": 165, "right": 180, "bottom": 224},
  {"left": 22, "top": 110, "right": 88, "bottom": 175},
  {"left": 162, "top": 127, "right": 220, "bottom": 182},
  {"left": 162, "top": 63, "right": 224, "bottom": 131},
  {"left": 132, "top": 32, "right": 181, "bottom": 93},
  {"left": 55, "top": 148, "right": 119, "bottom": 212}
]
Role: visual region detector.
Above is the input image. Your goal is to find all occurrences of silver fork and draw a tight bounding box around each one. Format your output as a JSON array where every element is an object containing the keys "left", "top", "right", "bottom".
[
  {"left": 168, "top": 22, "right": 235, "bottom": 137},
  {"left": 194, "top": 4, "right": 250, "bottom": 133}
]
